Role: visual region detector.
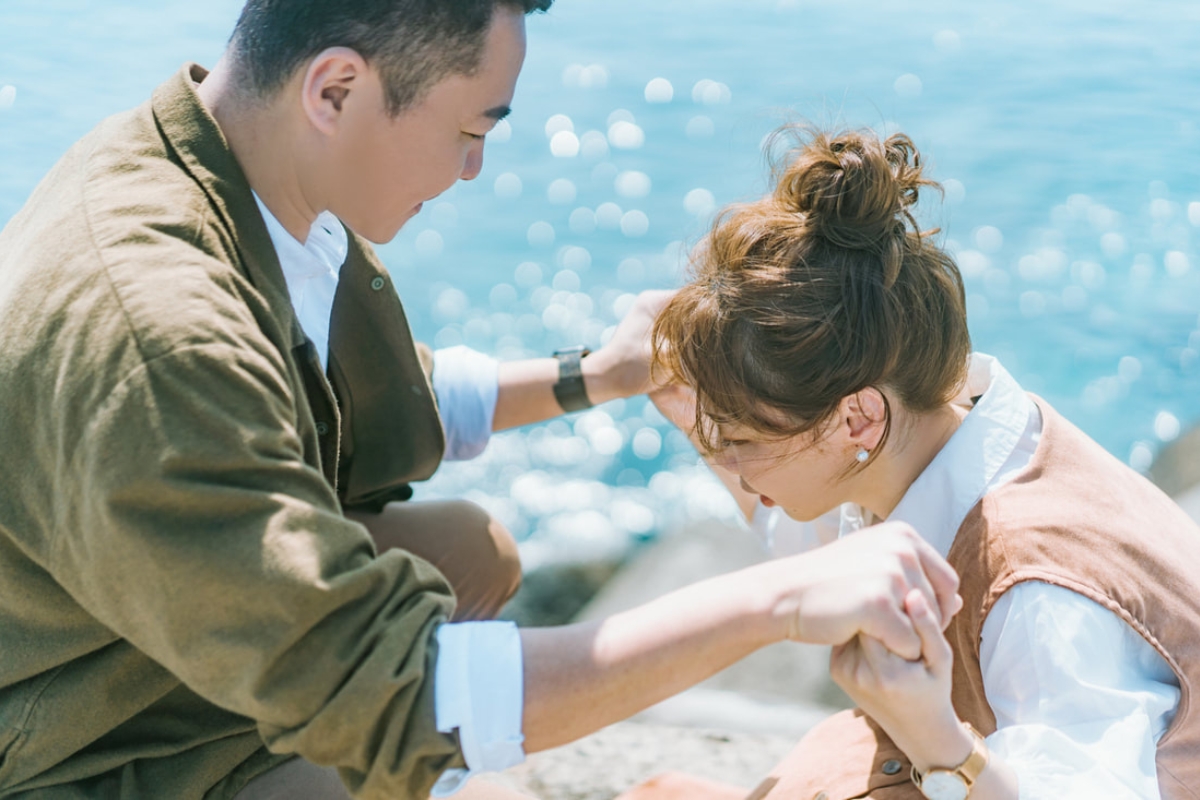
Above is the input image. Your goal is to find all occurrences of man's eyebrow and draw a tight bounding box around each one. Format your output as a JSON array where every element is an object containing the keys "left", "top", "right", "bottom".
[{"left": 483, "top": 105, "right": 512, "bottom": 122}]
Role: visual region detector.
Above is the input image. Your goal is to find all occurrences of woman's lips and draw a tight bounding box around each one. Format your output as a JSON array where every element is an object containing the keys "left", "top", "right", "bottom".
[{"left": 740, "top": 476, "right": 775, "bottom": 508}]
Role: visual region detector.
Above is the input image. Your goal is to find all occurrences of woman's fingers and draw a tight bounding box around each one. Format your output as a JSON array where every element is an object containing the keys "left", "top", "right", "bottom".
[
  {"left": 858, "top": 632, "right": 900, "bottom": 673},
  {"left": 829, "top": 637, "right": 864, "bottom": 688},
  {"left": 906, "top": 589, "right": 953, "bottom": 673},
  {"left": 907, "top": 532, "right": 961, "bottom": 630},
  {"left": 865, "top": 598, "right": 922, "bottom": 661},
  {"left": 899, "top": 544, "right": 942, "bottom": 629}
]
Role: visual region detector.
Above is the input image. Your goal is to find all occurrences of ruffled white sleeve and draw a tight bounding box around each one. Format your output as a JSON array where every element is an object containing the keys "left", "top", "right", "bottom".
[{"left": 980, "top": 581, "right": 1180, "bottom": 799}]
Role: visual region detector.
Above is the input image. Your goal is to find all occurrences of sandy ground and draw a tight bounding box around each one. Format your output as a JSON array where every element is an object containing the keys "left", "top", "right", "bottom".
[{"left": 483, "top": 721, "right": 793, "bottom": 800}]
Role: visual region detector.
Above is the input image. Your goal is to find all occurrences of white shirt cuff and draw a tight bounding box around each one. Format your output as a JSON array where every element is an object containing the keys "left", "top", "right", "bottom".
[
  {"left": 431, "top": 621, "right": 525, "bottom": 797},
  {"left": 432, "top": 346, "right": 500, "bottom": 462}
]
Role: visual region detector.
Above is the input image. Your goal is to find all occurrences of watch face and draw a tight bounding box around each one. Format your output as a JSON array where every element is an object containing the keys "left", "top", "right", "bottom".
[{"left": 921, "top": 771, "right": 970, "bottom": 800}]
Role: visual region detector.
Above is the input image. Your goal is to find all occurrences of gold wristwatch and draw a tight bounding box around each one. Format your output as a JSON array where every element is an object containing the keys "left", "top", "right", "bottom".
[{"left": 911, "top": 723, "right": 989, "bottom": 800}]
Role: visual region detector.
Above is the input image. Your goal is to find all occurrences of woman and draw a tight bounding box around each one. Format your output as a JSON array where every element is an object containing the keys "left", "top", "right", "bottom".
[{"left": 650, "top": 128, "right": 1200, "bottom": 799}]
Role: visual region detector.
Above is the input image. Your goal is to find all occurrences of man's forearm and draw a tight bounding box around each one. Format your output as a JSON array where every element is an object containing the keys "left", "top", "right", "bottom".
[
  {"left": 492, "top": 356, "right": 625, "bottom": 431},
  {"left": 519, "top": 523, "right": 962, "bottom": 752},
  {"left": 519, "top": 562, "right": 783, "bottom": 752}
]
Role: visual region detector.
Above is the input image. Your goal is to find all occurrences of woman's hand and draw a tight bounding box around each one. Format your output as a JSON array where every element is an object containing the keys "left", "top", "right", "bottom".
[
  {"left": 772, "top": 522, "right": 962, "bottom": 660},
  {"left": 830, "top": 589, "right": 972, "bottom": 773}
]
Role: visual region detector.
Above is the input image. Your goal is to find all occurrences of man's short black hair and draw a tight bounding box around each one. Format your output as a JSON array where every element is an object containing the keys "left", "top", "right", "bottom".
[{"left": 228, "top": 0, "right": 553, "bottom": 116}]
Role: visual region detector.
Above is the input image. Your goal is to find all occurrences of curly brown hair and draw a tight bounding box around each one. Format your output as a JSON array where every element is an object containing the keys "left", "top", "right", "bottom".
[{"left": 652, "top": 126, "right": 971, "bottom": 466}]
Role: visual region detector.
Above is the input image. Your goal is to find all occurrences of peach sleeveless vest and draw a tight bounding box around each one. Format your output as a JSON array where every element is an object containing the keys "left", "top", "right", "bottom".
[{"left": 759, "top": 398, "right": 1200, "bottom": 800}]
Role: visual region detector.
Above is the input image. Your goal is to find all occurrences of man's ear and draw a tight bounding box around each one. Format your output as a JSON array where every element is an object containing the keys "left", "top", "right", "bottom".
[
  {"left": 842, "top": 388, "right": 888, "bottom": 452},
  {"left": 300, "top": 47, "right": 368, "bottom": 136}
]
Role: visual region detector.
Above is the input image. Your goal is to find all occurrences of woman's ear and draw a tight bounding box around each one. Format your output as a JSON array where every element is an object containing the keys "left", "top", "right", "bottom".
[
  {"left": 842, "top": 388, "right": 888, "bottom": 452},
  {"left": 300, "top": 47, "right": 368, "bottom": 137}
]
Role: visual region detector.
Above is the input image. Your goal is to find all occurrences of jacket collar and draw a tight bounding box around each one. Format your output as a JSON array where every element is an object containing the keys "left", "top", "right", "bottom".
[{"left": 151, "top": 63, "right": 307, "bottom": 352}]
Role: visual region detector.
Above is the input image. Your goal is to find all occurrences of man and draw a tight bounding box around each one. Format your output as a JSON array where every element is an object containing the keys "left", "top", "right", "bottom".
[{"left": 0, "top": 2, "right": 960, "bottom": 798}]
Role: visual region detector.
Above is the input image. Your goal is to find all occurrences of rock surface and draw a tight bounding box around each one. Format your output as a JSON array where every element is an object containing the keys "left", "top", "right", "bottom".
[
  {"left": 1150, "top": 425, "right": 1200, "bottom": 500},
  {"left": 1150, "top": 425, "right": 1200, "bottom": 525},
  {"left": 489, "top": 721, "right": 794, "bottom": 800}
]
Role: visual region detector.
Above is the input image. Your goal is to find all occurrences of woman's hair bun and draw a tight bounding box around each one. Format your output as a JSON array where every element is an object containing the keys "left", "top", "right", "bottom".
[{"left": 771, "top": 127, "right": 938, "bottom": 286}]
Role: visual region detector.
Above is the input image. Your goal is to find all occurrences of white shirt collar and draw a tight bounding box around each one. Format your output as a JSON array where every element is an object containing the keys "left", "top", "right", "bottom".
[
  {"left": 252, "top": 193, "right": 349, "bottom": 370},
  {"left": 252, "top": 193, "right": 348, "bottom": 281},
  {"left": 841, "top": 353, "right": 1038, "bottom": 557}
]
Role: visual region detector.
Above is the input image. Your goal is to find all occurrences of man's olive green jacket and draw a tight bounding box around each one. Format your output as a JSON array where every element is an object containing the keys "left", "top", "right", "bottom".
[{"left": 0, "top": 65, "right": 467, "bottom": 799}]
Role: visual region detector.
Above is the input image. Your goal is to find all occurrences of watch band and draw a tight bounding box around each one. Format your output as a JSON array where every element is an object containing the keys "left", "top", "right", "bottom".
[
  {"left": 552, "top": 346, "right": 593, "bottom": 413},
  {"left": 912, "top": 723, "right": 989, "bottom": 798}
]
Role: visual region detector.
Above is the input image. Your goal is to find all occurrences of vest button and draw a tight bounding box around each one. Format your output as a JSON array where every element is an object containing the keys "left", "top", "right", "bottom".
[
  {"left": 370, "top": 276, "right": 386, "bottom": 291},
  {"left": 315, "top": 422, "right": 330, "bottom": 436},
  {"left": 882, "top": 759, "right": 903, "bottom": 776}
]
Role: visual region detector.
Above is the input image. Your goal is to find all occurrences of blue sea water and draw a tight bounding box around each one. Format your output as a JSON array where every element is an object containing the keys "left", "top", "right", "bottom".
[{"left": 2, "top": 1, "right": 1198, "bottom": 556}]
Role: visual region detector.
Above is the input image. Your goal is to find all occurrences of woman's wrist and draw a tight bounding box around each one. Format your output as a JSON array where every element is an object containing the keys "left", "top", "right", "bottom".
[{"left": 903, "top": 713, "right": 976, "bottom": 775}]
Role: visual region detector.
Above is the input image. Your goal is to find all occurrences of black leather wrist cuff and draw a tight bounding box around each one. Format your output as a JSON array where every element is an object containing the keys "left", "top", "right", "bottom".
[{"left": 552, "top": 346, "right": 593, "bottom": 413}]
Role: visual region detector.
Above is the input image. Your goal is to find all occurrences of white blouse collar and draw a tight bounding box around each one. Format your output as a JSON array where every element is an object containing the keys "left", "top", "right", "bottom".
[{"left": 841, "top": 353, "right": 1037, "bottom": 557}]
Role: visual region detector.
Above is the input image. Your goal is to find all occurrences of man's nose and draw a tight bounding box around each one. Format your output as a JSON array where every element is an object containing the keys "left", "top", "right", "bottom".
[{"left": 461, "top": 140, "right": 485, "bottom": 181}]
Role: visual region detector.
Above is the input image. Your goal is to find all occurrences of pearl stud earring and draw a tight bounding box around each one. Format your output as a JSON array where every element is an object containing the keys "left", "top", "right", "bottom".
[{"left": 856, "top": 449, "right": 870, "bottom": 463}]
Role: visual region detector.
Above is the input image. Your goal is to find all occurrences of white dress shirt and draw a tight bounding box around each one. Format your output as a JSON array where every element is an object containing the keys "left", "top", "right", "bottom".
[
  {"left": 253, "top": 198, "right": 522, "bottom": 795},
  {"left": 752, "top": 354, "right": 1181, "bottom": 798}
]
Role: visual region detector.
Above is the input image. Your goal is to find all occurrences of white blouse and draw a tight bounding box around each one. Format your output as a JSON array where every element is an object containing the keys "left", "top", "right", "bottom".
[{"left": 752, "top": 354, "right": 1181, "bottom": 799}]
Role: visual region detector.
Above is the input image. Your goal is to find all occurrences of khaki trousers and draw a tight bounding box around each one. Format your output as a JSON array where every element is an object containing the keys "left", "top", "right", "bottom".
[{"left": 235, "top": 500, "right": 529, "bottom": 800}]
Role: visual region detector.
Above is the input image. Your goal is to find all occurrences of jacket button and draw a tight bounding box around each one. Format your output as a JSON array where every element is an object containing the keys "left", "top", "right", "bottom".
[
  {"left": 813, "top": 793, "right": 829, "bottom": 800},
  {"left": 370, "top": 276, "right": 386, "bottom": 291},
  {"left": 882, "top": 759, "right": 903, "bottom": 776},
  {"left": 315, "top": 422, "right": 330, "bottom": 436}
]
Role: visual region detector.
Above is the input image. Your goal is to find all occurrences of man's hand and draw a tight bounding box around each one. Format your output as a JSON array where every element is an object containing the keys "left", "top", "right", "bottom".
[
  {"left": 830, "top": 590, "right": 972, "bottom": 774},
  {"left": 649, "top": 382, "right": 697, "bottom": 435},
  {"left": 771, "top": 522, "right": 962, "bottom": 660},
  {"left": 583, "top": 290, "right": 676, "bottom": 404},
  {"left": 493, "top": 290, "right": 676, "bottom": 431}
]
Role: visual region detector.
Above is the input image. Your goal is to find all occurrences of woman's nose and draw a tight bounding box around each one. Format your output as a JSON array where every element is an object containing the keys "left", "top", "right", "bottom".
[{"left": 460, "top": 140, "right": 485, "bottom": 181}]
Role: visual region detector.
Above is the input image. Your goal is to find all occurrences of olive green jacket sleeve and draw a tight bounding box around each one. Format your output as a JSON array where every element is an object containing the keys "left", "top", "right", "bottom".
[{"left": 58, "top": 334, "right": 460, "bottom": 798}]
